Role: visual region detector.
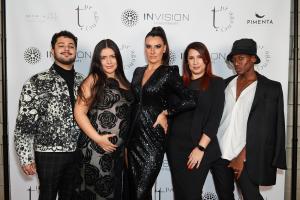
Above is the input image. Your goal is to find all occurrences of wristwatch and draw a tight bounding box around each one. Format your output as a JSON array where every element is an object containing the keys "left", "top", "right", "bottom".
[{"left": 197, "top": 144, "right": 206, "bottom": 152}]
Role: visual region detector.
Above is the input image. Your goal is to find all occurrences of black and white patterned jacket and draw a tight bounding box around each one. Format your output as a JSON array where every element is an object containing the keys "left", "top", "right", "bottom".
[{"left": 14, "top": 66, "right": 84, "bottom": 166}]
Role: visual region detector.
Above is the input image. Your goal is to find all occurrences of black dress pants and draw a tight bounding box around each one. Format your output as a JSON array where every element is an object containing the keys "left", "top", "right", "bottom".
[
  {"left": 210, "top": 158, "right": 235, "bottom": 200},
  {"left": 35, "top": 151, "right": 80, "bottom": 200},
  {"left": 168, "top": 155, "right": 235, "bottom": 200},
  {"left": 236, "top": 166, "right": 264, "bottom": 200}
]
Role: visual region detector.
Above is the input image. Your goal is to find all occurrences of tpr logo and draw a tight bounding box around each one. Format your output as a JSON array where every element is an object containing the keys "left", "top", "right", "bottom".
[
  {"left": 24, "top": 47, "right": 41, "bottom": 65},
  {"left": 75, "top": 4, "right": 99, "bottom": 31},
  {"left": 211, "top": 6, "right": 234, "bottom": 32},
  {"left": 121, "top": 9, "right": 139, "bottom": 27}
]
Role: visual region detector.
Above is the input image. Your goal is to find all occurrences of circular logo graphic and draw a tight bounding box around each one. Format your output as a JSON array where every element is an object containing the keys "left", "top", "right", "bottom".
[
  {"left": 120, "top": 45, "right": 136, "bottom": 69},
  {"left": 24, "top": 47, "right": 41, "bottom": 64},
  {"left": 169, "top": 50, "right": 177, "bottom": 65},
  {"left": 75, "top": 5, "right": 99, "bottom": 31},
  {"left": 203, "top": 192, "right": 218, "bottom": 200},
  {"left": 256, "top": 45, "right": 271, "bottom": 71},
  {"left": 121, "top": 9, "right": 139, "bottom": 27},
  {"left": 212, "top": 6, "right": 234, "bottom": 32}
]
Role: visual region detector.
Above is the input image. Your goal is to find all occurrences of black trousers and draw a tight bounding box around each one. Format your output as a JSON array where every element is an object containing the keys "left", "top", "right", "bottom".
[
  {"left": 168, "top": 156, "right": 235, "bottom": 200},
  {"left": 35, "top": 151, "right": 80, "bottom": 200},
  {"left": 210, "top": 158, "right": 235, "bottom": 200},
  {"left": 236, "top": 165, "right": 264, "bottom": 200}
]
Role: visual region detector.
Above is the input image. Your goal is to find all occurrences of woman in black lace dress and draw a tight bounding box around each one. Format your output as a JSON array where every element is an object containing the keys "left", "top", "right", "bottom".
[
  {"left": 127, "top": 26, "right": 196, "bottom": 200},
  {"left": 74, "top": 39, "right": 132, "bottom": 200}
]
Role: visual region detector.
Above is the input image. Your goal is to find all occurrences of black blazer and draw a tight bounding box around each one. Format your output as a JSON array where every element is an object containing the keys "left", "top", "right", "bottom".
[
  {"left": 189, "top": 77, "right": 225, "bottom": 164},
  {"left": 225, "top": 72, "right": 287, "bottom": 186}
]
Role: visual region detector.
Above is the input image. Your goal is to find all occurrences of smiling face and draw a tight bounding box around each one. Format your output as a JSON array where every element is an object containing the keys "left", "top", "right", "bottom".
[
  {"left": 145, "top": 36, "right": 166, "bottom": 66},
  {"left": 52, "top": 36, "right": 76, "bottom": 70},
  {"left": 100, "top": 48, "right": 118, "bottom": 78},
  {"left": 187, "top": 48, "right": 206, "bottom": 79}
]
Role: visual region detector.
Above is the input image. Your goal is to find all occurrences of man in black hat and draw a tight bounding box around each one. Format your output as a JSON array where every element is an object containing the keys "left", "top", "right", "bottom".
[{"left": 216, "top": 38, "right": 287, "bottom": 200}]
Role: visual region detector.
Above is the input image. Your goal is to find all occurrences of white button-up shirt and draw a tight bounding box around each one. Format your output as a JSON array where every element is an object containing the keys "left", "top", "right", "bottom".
[{"left": 217, "top": 76, "right": 257, "bottom": 161}]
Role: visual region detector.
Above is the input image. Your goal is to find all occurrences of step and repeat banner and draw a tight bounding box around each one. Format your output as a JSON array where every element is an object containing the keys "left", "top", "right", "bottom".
[{"left": 6, "top": 0, "right": 290, "bottom": 199}]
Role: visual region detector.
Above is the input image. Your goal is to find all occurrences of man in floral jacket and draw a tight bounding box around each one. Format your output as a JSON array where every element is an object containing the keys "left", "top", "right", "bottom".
[{"left": 14, "top": 30, "right": 84, "bottom": 200}]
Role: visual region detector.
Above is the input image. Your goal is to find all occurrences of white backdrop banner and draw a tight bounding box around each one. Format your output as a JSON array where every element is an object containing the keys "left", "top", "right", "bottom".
[{"left": 6, "top": 0, "right": 290, "bottom": 199}]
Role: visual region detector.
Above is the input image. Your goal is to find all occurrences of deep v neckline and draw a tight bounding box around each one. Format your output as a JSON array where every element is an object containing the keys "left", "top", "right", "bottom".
[{"left": 140, "top": 65, "right": 162, "bottom": 88}]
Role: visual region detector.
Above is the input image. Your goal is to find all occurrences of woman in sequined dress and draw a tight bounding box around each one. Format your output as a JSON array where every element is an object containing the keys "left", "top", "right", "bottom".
[
  {"left": 127, "top": 26, "right": 196, "bottom": 200},
  {"left": 74, "top": 39, "right": 132, "bottom": 200}
]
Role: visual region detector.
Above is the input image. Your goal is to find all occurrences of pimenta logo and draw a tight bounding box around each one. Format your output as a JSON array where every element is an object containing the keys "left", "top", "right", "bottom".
[
  {"left": 247, "top": 13, "right": 274, "bottom": 25},
  {"left": 121, "top": 9, "right": 139, "bottom": 27},
  {"left": 75, "top": 4, "right": 99, "bottom": 31},
  {"left": 212, "top": 6, "right": 234, "bottom": 32},
  {"left": 24, "top": 47, "right": 41, "bottom": 65}
]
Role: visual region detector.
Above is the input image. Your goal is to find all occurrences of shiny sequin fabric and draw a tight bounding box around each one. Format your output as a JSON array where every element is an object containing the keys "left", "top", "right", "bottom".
[{"left": 127, "top": 65, "right": 195, "bottom": 200}]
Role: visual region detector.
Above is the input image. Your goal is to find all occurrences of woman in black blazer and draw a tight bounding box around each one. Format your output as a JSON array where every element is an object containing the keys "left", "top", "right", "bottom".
[{"left": 167, "top": 42, "right": 232, "bottom": 200}]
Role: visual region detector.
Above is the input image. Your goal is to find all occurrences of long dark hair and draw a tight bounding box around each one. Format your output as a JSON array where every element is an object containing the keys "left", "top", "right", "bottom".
[
  {"left": 145, "top": 26, "right": 170, "bottom": 65},
  {"left": 78, "top": 39, "right": 130, "bottom": 106},
  {"left": 182, "top": 42, "right": 214, "bottom": 91}
]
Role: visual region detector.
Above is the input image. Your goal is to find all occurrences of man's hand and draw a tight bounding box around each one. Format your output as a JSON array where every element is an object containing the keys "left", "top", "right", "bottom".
[
  {"left": 22, "top": 162, "right": 36, "bottom": 176},
  {"left": 228, "top": 147, "right": 246, "bottom": 180}
]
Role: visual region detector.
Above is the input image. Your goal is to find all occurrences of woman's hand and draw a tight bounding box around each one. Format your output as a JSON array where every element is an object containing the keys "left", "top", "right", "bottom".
[
  {"left": 187, "top": 147, "right": 204, "bottom": 170},
  {"left": 153, "top": 110, "right": 168, "bottom": 134},
  {"left": 95, "top": 134, "right": 118, "bottom": 153}
]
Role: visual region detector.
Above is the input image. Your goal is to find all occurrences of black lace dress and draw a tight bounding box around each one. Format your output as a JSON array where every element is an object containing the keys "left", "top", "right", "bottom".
[
  {"left": 127, "top": 65, "right": 195, "bottom": 200},
  {"left": 75, "top": 78, "right": 133, "bottom": 200}
]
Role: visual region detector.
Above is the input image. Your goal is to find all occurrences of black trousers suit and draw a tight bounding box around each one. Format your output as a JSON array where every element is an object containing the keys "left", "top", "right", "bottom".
[
  {"left": 35, "top": 151, "right": 80, "bottom": 200},
  {"left": 167, "top": 77, "right": 234, "bottom": 200}
]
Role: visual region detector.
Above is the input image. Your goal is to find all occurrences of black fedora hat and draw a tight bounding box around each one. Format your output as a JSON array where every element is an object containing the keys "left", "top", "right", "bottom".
[{"left": 226, "top": 38, "right": 261, "bottom": 64}]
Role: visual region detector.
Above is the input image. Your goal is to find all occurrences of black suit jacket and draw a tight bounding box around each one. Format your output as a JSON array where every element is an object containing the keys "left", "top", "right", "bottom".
[
  {"left": 189, "top": 77, "right": 225, "bottom": 164},
  {"left": 168, "top": 77, "right": 225, "bottom": 164},
  {"left": 225, "top": 72, "right": 287, "bottom": 186}
]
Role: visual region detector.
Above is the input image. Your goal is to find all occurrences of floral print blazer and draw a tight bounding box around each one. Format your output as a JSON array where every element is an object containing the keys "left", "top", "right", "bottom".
[{"left": 14, "top": 65, "right": 84, "bottom": 166}]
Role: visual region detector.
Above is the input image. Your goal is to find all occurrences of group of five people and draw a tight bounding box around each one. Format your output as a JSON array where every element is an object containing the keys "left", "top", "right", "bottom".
[{"left": 14, "top": 27, "right": 286, "bottom": 200}]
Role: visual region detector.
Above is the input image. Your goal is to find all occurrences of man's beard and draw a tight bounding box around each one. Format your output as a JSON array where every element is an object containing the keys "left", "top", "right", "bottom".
[{"left": 54, "top": 53, "right": 76, "bottom": 65}]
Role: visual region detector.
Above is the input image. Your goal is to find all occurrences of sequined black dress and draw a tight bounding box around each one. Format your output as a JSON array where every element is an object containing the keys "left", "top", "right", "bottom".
[
  {"left": 127, "top": 65, "right": 195, "bottom": 200},
  {"left": 75, "top": 78, "right": 132, "bottom": 200}
]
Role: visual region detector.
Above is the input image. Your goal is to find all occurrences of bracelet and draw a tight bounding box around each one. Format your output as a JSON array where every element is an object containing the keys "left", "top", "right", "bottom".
[
  {"left": 162, "top": 110, "right": 168, "bottom": 116},
  {"left": 197, "top": 144, "right": 206, "bottom": 152}
]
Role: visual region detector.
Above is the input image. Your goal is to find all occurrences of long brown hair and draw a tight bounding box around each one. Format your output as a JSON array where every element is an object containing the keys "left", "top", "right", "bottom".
[
  {"left": 78, "top": 39, "right": 130, "bottom": 107},
  {"left": 182, "top": 42, "right": 213, "bottom": 90}
]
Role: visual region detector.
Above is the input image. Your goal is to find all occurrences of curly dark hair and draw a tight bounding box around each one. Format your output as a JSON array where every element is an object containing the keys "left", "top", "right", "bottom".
[{"left": 51, "top": 30, "right": 78, "bottom": 48}]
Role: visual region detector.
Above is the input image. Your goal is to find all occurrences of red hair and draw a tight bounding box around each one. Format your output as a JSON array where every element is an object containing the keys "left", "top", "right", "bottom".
[{"left": 182, "top": 42, "right": 214, "bottom": 90}]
